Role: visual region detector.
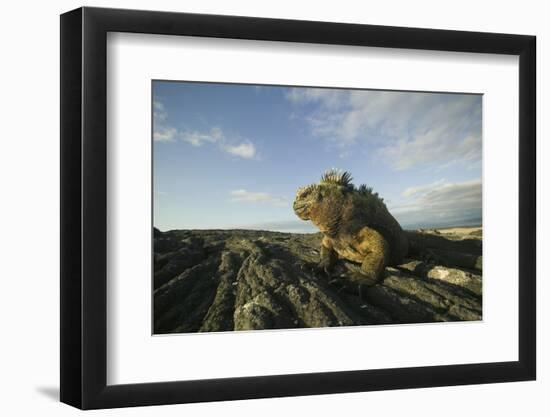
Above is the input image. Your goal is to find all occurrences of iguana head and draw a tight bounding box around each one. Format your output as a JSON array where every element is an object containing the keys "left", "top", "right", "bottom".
[
  {"left": 293, "top": 169, "right": 353, "bottom": 221},
  {"left": 293, "top": 184, "right": 322, "bottom": 220}
]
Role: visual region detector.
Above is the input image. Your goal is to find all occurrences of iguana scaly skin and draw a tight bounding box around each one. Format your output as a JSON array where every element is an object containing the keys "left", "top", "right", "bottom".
[{"left": 293, "top": 169, "right": 408, "bottom": 287}]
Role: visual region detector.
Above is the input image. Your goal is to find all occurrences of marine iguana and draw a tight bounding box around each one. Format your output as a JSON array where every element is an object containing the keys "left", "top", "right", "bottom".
[{"left": 293, "top": 169, "right": 408, "bottom": 287}]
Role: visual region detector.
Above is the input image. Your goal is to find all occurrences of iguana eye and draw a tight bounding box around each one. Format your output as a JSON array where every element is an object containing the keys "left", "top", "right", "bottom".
[{"left": 297, "top": 185, "right": 314, "bottom": 198}]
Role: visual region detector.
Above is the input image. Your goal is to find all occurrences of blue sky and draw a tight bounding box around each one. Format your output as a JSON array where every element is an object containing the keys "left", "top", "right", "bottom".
[{"left": 153, "top": 81, "right": 482, "bottom": 232}]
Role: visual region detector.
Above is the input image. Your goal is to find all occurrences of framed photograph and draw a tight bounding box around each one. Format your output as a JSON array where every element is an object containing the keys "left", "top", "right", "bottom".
[{"left": 60, "top": 6, "right": 536, "bottom": 409}]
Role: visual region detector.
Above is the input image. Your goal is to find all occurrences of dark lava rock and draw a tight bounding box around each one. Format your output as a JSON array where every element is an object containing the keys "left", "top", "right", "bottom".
[{"left": 153, "top": 228, "right": 482, "bottom": 334}]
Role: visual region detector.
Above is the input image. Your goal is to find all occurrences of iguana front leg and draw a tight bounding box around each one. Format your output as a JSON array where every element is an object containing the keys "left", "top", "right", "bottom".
[
  {"left": 319, "top": 236, "right": 338, "bottom": 275},
  {"left": 349, "top": 227, "right": 390, "bottom": 287}
]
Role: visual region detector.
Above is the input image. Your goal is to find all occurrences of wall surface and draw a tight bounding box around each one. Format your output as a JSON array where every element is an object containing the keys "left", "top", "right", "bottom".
[{"left": 0, "top": 0, "right": 546, "bottom": 415}]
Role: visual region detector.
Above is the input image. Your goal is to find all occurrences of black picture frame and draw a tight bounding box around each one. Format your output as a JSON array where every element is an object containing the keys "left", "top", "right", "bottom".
[{"left": 60, "top": 6, "right": 536, "bottom": 410}]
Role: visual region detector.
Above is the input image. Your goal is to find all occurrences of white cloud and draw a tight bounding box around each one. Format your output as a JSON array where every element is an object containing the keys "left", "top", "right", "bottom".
[
  {"left": 379, "top": 132, "right": 482, "bottom": 171},
  {"left": 285, "top": 88, "right": 346, "bottom": 109},
  {"left": 223, "top": 142, "right": 256, "bottom": 159},
  {"left": 286, "top": 88, "right": 482, "bottom": 170},
  {"left": 152, "top": 99, "right": 258, "bottom": 159},
  {"left": 182, "top": 128, "right": 257, "bottom": 159},
  {"left": 153, "top": 126, "right": 177, "bottom": 142},
  {"left": 390, "top": 178, "right": 482, "bottom": 227},
  {"left": 402, "top": 179, "right": 447, "bottom": 198},
  {"left": 153, "top": 100, "right": 167, "bottom": 121},
  {"left": 229, "top": 189, "right": 288, "bottom": 207},
  {"left": 181, "top": 127, "right": 224, "bottom": 147},
  {"left": 153, "top": 98, "right": 173, "bottom": 142}
]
